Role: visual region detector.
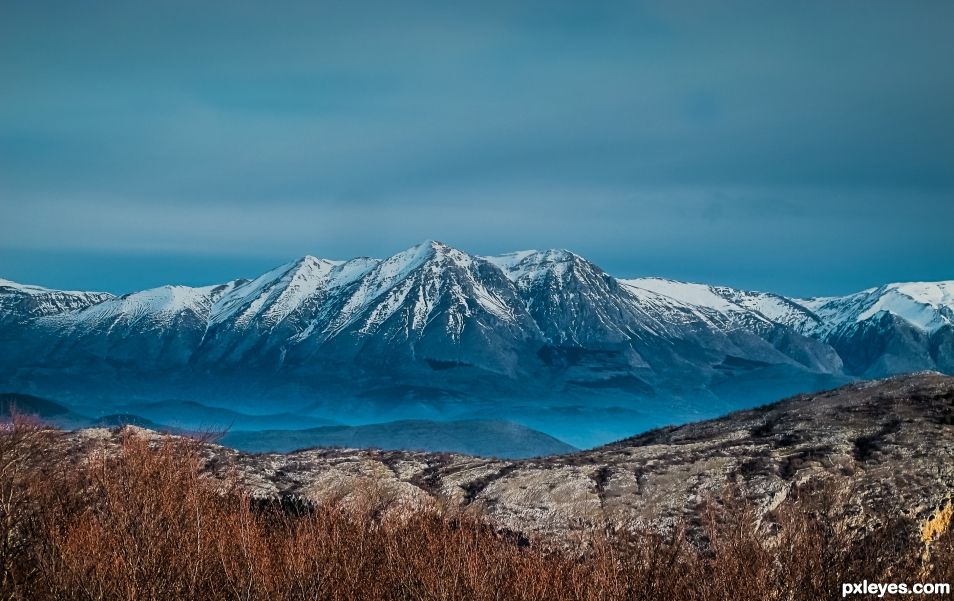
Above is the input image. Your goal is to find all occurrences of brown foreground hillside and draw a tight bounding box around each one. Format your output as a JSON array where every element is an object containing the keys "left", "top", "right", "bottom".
[{"left": 1, "top": 373, "right": 952, "bottom": 599}]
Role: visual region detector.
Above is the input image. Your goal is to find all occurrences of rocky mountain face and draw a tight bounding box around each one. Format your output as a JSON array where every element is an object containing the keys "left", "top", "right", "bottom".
[
  {"left": 55, "top": 373, "right": 954, "bottom": 541},
  {"left": 1, "top": 242, "right": 952, "bottom": 443}
]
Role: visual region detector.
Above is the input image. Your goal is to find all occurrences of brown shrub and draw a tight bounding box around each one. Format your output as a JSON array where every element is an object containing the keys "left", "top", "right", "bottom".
[{"left": 0, "top": 421, "right": 950, "bottom": 601}]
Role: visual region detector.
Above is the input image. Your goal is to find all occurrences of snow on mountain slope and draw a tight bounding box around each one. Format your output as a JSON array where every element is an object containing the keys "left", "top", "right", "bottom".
[
  {"left": 487, "top": 249, "right": 659, "bottom": 345},
  {"left": 621, "top": 278, "right": 741, "bottom": 314},
  {"left": 325, "top": 242, "right": 451, "bottom": 337},
  {"left": 20, "top": 282, "right": 241, "bottom": 368},
  {"left": 0, "top": 279, "right": 76, "bottom": 295},
  {"left": 862, "top": 282, "right": 954, "bottom": 331},
  {"left": 791, "top": 282, "right": 954, "bottom": 378},
  {"left": 486, "top": 250, "right": 720, "bottom": 342},
  {"left": 247, "top": 241, "right": 546, "bottom": 379},
  {"left": 614, "top": 277, "right": 844, "bottom": 376},
  {"left": 38, "top": 280, "right": 252, "bottom": 336},
  {"left": 618, "top": 278, "right": 827, "bottom": 334},
  {"left": 2, "top": 245, "right": 951, "bottom": 400},
  {"left": 68, "top": 285, "right": 226, "bottom": 326},
  {"left": 619, "top": 278, "right": 772, "bottom": 331},
  {"left": 487, "top": 249, "right": 578, "bottom": 285},
  {"left": 194, "top": 255, "right": 383, "bottom": 365},
  {"left": 712, "top": 287, "right": 823, "bottom": 330},
  {"left": 482, "top": 251, "right": 837, "bottom": 385},
  {"left": 800, "top": 281, "right": 954, "bottom": 336},
  {"left": 320, "top": 241, "right": 531, "bottom": 342},
  {"left": 620, "top": 278, "right": 749, "bottom": 317},
  {"left": 483, "top": 250, "right": 538, "bottom": 275},
  {"left": 0, "top": 278, "right": 113, "bottom": 322},
  {"left": 208, "top": 255, "right": 367, "bottom": 329}
]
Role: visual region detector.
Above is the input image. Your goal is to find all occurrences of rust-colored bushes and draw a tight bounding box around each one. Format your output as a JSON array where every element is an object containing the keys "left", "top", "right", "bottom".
[{"left": 0, "top": 421, "right": 950, "bottom": 601}]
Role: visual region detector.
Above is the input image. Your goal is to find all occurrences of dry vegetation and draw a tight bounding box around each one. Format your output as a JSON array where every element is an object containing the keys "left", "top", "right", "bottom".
[{"left": 0, "top": 417, "right": 951, "bottom": 601}]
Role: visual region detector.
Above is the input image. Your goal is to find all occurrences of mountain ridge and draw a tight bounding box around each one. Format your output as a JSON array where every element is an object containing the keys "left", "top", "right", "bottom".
[{"left": 2, "top": 242, "right": 952, "bottom": 446}]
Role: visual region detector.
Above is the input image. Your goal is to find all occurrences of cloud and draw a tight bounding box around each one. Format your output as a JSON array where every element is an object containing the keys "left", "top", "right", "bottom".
[{"left": 1, "top": 0, "right": 953, "bottom": 294}]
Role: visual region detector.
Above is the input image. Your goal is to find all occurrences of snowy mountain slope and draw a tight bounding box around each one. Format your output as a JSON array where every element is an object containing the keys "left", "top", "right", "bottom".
[
  {"left": 198, "top": 241, "right": 540, "bottom": 373},
  {"left": 800, "top": 281, "right": 954, "bottom": 336},
  {"left": 196, "top": 255, "right": 381, "bottom": 364},
  {"left": 58, "top": 283, "right": 235, "bottom": 328},
  {"left": 482, "top": 253, "right": 841, "bottom": 395},
  {"left": 285, "top": 241, "right": 542, "bottom": 376},
  {"left": 31, "top": 282, "right": 244, "bottom": 368},
  {"left": 209, "top": 256, "right": 343, "bottom": 329},
  {"left": 619, "top": 278, "right": 822, "bottom": 333},
  {"left": 321, "top": 241, "right": 523, "bottom": 339},
  {"left": 488, "top": 250, "right": 665, "bottom": 345},
  {"left": 792, "top": 282, "right": 954, "bottom": 377},
  {"left": 0, "top": 278, "right": 113, "bottom": 324},
  {"left": 1, "top": 243, "right": 951, "bottom": 411},
  {"left": 490, "top": 252, "right": 762, "bottom": 344},
  {"left": 713, "top": 287, "right": 823, "bottom": 330},
  {"left": 617, "top": 277, "right": 841, "bottom": 374}
]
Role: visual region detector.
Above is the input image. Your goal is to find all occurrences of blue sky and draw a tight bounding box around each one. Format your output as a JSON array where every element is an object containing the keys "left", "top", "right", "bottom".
[{"left": 2, "top": 1, "right": 953, "bottom": 295}]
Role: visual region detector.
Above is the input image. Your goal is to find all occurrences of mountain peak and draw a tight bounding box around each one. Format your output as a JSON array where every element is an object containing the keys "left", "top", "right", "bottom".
[
  {"left": 385, "top": 241, "right": 474, "bottom": 272},
  {"left": 297, "top": 254, "right": 341, "bottom": 267},
  {"left": 0, "top": 278, "right": 111, "bottom": 298},
  {"left": 422, "top": 239, "right": 450, "bottom": 250},
  {"left": 484, "top": 248, "right": 594, "bottom": 284},
  {"left": 538, "top": 248, "right": 580, "bottom": 261},
  {"left": 884, "top": 280, "right": 954, "bottom": 306},
  {"left": 287, "top": 255, "right": 342, "bottom": 280},
  {"left": 0, "top": 278, "right": 53, "bottom": 295},
  {"left": 399, "top": 239, "right": 451, "bottom": 254},
  {"left": 407, "top": 239, "right": 469, "bottom": 259},
  {"left": 802, "top": 280, "right": 954, "bottom": 336}
]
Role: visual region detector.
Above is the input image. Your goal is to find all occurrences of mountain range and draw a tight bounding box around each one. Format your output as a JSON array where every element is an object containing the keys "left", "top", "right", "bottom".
[
  {"left": 2, "top": 241, "right": 952, "bottom": 447},
  {"left": 0, "top": 392, "right": 573, "bottom": 459}
]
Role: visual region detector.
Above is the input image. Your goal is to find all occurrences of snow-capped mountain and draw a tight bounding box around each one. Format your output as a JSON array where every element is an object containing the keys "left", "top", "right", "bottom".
[
  {"left": 1, "top": 242, "right": 951, "bottom": 423},
  {"left": 192, "top": 242, "right": 542, "bottom": 378},
  {"left": 800, "top": 281, "right": 954, "bottom": 336},
  {"left": 793, "top": 282, "right": 954, "bottom": 377},
  {"left": 619, "top": 277, "right": 821, "bottom": 333},
  {"left": 0, "top": 278, "right": 113, "bottom": 324}
]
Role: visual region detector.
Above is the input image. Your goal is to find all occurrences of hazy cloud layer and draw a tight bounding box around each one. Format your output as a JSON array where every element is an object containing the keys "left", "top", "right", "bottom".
[{"left": 2, "top": 1, "right": 953, "bottom": 294}]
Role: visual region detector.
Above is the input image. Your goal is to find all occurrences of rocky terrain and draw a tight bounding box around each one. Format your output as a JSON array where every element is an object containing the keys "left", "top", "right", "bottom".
[{"left": 55, "top": 373, "right": 954, "bottom": 541}]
